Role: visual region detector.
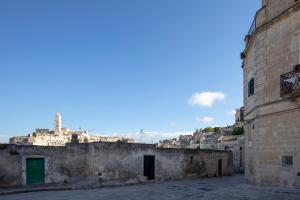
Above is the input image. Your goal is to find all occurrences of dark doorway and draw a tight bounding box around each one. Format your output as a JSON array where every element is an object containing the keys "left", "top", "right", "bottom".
[
  {"left": 240, "top": 147, "right": 243, "bottom": 168},
  {"left": 144, "top": 155, "right": 155, "bottom": 180},
  {"left": 26, "top": 158, "right": 45, "bottom": 185},
  {"left": 218, "top": 159, "right": 222, "bottom": 176}
]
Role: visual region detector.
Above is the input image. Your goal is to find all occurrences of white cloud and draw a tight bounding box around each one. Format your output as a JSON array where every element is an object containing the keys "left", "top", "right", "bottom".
[
  {"left": 188, "top": 91, "right": 226, "bottom": 107},
  {"left": 196, "top": 117, "right": 215, "bottom": 124},
  {"left": 168, "top": 121, "right": 177, "bottom": 127},
  {"left": 227, "top": 110, "right": 236, "bottom": 115}
]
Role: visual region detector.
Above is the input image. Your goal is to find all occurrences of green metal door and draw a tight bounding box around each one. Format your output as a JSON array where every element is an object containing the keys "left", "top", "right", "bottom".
[{"left": 26, "top": 158, "right": 45, "bottom": 185}]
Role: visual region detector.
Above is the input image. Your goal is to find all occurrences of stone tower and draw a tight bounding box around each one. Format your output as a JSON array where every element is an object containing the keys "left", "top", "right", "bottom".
[
  {"left": 241, "top": 0, "right": 300, "bottom": 188},
  {"left": 55, "top": 112, "right": 62, "bottom": 134}
]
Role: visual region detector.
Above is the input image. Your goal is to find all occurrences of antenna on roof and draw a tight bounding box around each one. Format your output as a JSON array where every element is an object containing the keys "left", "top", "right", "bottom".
[{"left": 139, "top": 129, "right": 144, "bottom": 143}]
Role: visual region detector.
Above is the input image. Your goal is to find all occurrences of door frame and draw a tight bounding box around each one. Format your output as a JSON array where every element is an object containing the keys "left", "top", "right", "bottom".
[
  {"left": 143, "top": 155, "right": 155, "bottom": 180},
  {"left": 22, "top": 156, "right": 49, "bottom": 185},
  {"left": 26, "top": 158, "right": 45, "bottom": 185},
  {"left": 218, "top": 159, "right": 223, "bottom": 176}
]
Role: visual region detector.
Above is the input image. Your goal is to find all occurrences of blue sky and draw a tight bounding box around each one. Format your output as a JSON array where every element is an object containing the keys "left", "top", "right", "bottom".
[{"left": 0, "top": 0, "right": 260, "bottom": 143}]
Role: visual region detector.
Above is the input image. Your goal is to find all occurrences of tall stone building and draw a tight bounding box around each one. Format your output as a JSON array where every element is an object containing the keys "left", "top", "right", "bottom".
[
  {"left": 235, "top": 106, "right": 244, "bottom": 124},
  {"left": 241, "top": 0, "right": 300, "bottom": 188},
  {"left": 54, "top": 112, "right": 62, "bottom": 134}
]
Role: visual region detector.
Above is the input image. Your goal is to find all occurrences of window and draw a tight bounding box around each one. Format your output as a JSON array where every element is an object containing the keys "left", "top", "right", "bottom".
[
  {"left": 248, "top": 78, "right": 254, "bottom": 97},
  {"left": 282, "top": 156, "right": 293, "bottom": 167}
]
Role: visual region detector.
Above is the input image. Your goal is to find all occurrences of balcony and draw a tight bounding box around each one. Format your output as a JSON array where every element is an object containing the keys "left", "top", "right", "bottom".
[
  {"left": 244, "top": 18, "right": 257, "bottom": 49},
  {"left": 280, "top": 67, "right": 300, "bottom": 97}
]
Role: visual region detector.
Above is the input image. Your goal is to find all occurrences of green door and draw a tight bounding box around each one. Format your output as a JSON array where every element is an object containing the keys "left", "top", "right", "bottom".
[{"left": 26, "top": 158, "right": 45, "bottom": 185}]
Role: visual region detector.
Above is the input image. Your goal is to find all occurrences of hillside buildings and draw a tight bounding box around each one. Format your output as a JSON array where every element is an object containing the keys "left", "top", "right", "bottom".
[
  {"left": 9, "top": 113, "right": 134, "bottom": 146},
  {"left": 158, "top": 107, "right": 245, "bottom": 151},
  {"left": 241, "top": 0, "right": 300, "bottom": 188},
  {"left": 157, "top": 108, "right": 245, "bottom": 174}
]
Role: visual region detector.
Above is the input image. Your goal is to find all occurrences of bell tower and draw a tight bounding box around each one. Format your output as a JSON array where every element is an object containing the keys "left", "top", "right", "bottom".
[{"left": 54, "top": 112, "right": 62, "bottom": 134}]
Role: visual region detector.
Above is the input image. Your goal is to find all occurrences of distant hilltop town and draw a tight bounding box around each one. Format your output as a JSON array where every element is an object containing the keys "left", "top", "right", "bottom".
[{"left": 9, "top": 113, "right": 135, "bottom": 146}]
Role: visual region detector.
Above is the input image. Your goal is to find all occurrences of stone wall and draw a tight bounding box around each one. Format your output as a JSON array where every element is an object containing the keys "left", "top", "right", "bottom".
[
  {"left": 0, "top": 142, "right": 233, "bottom": 187},
  {"left": 245, "top": 111, "right": 300, "bottom": 188},
  {"left": 0, "top": 143, "right": 88, "bottom": 187},
  {"left": 264, "top": 0, "right": 297, "bottom": 20}
]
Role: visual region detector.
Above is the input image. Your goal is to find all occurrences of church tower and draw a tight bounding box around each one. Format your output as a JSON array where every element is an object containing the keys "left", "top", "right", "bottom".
[{"left": 55, "top": 112, "right": 62, "bottom": 134}]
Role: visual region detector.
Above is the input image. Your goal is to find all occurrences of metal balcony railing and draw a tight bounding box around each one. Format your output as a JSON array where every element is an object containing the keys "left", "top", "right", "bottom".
[
  {"left": 280, "top": 69, "right": 300, "bottom": 96},
  {"left": 248, "top": 18, "right": 256, "bottom": 36}
]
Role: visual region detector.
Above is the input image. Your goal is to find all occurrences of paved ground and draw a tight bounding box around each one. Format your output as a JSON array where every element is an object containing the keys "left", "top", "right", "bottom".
[{"left": 1, "top": 175, "right": 300, "bottom": 200}]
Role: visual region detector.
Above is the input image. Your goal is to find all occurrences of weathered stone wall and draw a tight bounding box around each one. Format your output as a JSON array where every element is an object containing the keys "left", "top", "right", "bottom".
[
  {"left": 87, "top": 143, "right": 186, "bottom": 184},
  {"left": 0, "top": 145, "right": 20, "bottom": 187},
  {"left": 264, "top": 0, "right": 297, "bottom": 20},
  {"left": 0, "top": 144, "right": 88, "bottom": 187},
  {"left": 243, "top": 0, "right": 300, "bottom": 188},
  {"left": 245, "top": 111, "right": 300, "bottom": 188},
  {"left": 0, "top": 142, "right": 232, "bottom": 187},
  {"left": 183, "top": 149, "right": 232, "bottom": 177}
]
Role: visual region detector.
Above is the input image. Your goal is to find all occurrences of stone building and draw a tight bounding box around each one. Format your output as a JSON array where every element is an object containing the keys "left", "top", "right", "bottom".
[
  {"left": 241, "top": 0, "right": 300, "bottom": 188},
  {"left": 157, "top": 138, "right": 180, "bottom": 148},
  {"left": 200, "top": 132, "right": 221, "bottom": 150},
  {"left": 9, "top": 113, "right": 134, "bottom": 146},
  {"left": 235, "top": 106, "right": 245, "bottom": 124},
  {"left": 0, "top": 142, "right": 233, "bottom": 187},
  {"left": 218, "top": 135, "right": 245, "bottom": 174},
  {"left": 158, "top": 131, "right": 221, "bottom": 150},
  {"left": 178, "top": 135, "right": 194, "bottom": 147}
]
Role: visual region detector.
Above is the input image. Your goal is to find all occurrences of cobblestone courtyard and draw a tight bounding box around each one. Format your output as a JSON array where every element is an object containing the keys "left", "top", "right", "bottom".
[{"left": 1, "top": 175, "right": 300, "bottom": 200}]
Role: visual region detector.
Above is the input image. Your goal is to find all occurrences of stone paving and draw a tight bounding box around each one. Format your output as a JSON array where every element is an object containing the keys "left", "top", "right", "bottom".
[{"left": 1, "top": 175, "right": 300, "bottom": 200}]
